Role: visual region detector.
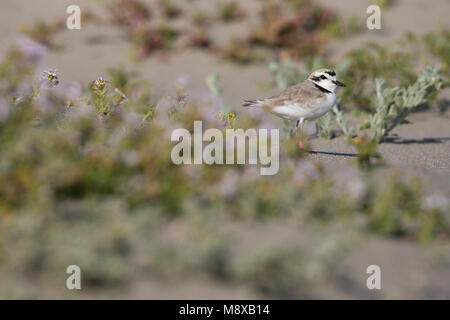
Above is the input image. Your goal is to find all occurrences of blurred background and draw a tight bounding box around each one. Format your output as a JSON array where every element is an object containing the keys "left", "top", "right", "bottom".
[{"left": 0, "top": 0, "right": 449, "bottom": 299}]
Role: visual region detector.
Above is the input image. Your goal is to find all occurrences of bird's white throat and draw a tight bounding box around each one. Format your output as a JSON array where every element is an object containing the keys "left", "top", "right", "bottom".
[{"left": 309, "top": 78, "right": 337, "bottom": 93}]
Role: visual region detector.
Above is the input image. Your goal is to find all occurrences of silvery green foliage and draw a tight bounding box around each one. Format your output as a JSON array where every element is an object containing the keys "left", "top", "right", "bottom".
[
  {"left": 205, "top": 72, "right": 224, "bottom": 97},
  {"left": 283, "top": 119, "right": 294, "bottom": 135},
  {"left": 317, "top": 112, "right": 334, "bottom": 139},
  {"left": 332, "top": 104, "right": 356, "bottom": 138},
  {"left": 317, "top": 102, "right": 356, "bottom": 140},
  {"left": 268, "top": 60, "right": 306, "bottom": 90},
  {"left": 366, "top": 65, "right": 443, "bottom": 142},
  {"left": 269, "top": 61, "right": 443, "bottom": 142}
]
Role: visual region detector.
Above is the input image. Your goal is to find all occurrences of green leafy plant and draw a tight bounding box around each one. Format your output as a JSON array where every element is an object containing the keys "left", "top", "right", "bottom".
[
  {"left": 339, "top": 44, "right": 416, "bottom": 112},
  {"left": 107, "top": 0, "right": 151, "bottom": 28},
  {"left": 361, "top": 66, "right": 443, "bottom": 142},
  {"left": 130, "top": 24, "right": 179, "bottom": 59},
  {"left": 217, "top": 1, "right": 246, "bottom": 22},
  {"left": 87, "top": 76, "right": 128, "bottom": 115},
  {"left": 158, "top": 0, "right": 182, "bottom": 19},
  {"left": 317, "top": 112, "right": 335, "bottom": 139},
  {"left": 248, "top": 2, "right": 338, "bottom": 60},
  {"left": 216, "top": 38, "right": 259, "bottom": 64},
  {"left": 349, "top": 135, "right": 383, "bottom": 170},
  {"left": 422, "top": 29, "right": 450, "bottom": 76},
  {"left": 374, "top": 0, "right": 396, "bottom": 9},
  {"left": 19, "top": 19, "right": 65, "bottom": 48},
  {"left": 192, "top": 11, "right": 210, "bottom": 27},
  {"left": 367, "top": 175, "right": 448, "bottom": 242},
  {"left": 187, "top": 28, "right": 212, "bottom": 48},
  {"left": 205, "top": 72, "right": 224, "bottom": 98},
  {"left": 331, "top": 104, "right": 356, "bottom": 138}
]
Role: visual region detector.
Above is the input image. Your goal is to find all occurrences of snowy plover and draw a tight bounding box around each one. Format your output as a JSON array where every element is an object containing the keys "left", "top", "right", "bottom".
[{"left": 243, "top": 68, "right": 345, "bottom": 137}]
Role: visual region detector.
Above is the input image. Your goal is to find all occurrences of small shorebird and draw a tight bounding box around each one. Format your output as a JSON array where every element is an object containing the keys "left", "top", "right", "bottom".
[{"left": 243, "top": 68, "right": 345, "bottom": 143}]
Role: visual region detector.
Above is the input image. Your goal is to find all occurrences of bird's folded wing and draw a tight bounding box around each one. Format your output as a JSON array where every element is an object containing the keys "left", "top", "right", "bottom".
[{"left": 265, "top": 81, "right": 322, "bottom": 108}]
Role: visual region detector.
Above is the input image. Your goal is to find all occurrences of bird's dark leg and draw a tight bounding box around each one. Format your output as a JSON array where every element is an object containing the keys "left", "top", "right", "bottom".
[
  {"left": 290, "top": 118, "right": 304, "bottom": 137},
  {"left": 289, "top": 120, "right": 298, "bottom": 137},
  {"left": 297, "top": 118, "right": 304, "bottom": 135},
  {"left": 297, "top": 118, "right": 305, "bottom": 149}
]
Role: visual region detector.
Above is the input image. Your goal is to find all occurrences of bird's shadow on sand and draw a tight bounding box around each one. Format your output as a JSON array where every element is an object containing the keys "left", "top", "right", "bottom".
[
  {"left": 308, "top": 136, "right": 450, "bottom": 157},
  {"left": 308, "top": 150, "right": 356, "bottom": 157},
  {"left": 382, "top": 136, "right": 450, "bottom": 144}
]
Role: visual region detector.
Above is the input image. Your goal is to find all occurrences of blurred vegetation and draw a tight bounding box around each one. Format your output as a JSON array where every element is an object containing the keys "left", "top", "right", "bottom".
[
  {"left": 18, "top": 19, "right": 65, "bottom": 48},
  {"left": 406, "top": 29, "right": 450, "bottom": 78},
  {"left": 157, "top": 0, "right": 183, "bottom": 19},
  {"left": 339, "top": 44, "right": 416, "bottom": 112},
  {"left": 216, "top": 1, "right": 246, "bottom": 22},
  {"left": 367, "top": 175, "right": 448, "bottom": 242},
  {"left": 374, "top": 0, "right": 396, "bottom": 9},
  {"left": 16, "top": 0, "right": 360, "bottom": 62}
]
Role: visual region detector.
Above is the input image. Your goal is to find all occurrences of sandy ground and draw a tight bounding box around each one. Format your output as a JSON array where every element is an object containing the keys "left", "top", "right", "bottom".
[
  {"left": 310, "top": 111, "right": 450, "bottom": 198},
  {"left": 1, "top": 0, "right": 448, "bottom": 170},
  {"left": 0, "top": 0, "right": 449, "bottom": 299},
  {"left": 1, "top": 0, "right": 449, "bottom": 102}
]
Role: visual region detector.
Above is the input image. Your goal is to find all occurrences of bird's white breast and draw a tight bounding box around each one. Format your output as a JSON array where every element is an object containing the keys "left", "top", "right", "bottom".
[
  {"left": 309, "top": 93, "right": 336, "bottom": 120},
  {"left": 271, "top": 93, "right": 336, "bottom": 121}
]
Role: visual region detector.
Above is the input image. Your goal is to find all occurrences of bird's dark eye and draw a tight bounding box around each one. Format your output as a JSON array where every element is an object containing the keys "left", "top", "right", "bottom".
[{"left": 320, "top": 75, "right": 327, "bottom": 80}]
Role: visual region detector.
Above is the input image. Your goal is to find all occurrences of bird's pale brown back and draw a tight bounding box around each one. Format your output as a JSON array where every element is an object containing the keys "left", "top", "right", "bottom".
[{"left": 264, "top": 80, "right": 326, "bottom": 108}]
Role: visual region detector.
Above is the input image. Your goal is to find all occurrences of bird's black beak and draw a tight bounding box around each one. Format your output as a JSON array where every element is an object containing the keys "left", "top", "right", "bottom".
[{"left": 333, "top": 80, "right": 346, "bottom": 87}]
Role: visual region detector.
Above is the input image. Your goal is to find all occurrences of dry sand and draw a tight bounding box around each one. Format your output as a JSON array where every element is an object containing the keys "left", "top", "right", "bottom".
[{"left": 1, "top": 0, "right": 448, "bottom": 171}]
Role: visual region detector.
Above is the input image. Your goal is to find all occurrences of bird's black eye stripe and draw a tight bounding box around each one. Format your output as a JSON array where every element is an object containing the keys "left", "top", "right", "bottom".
[
  {"left": 311, "top": 76, "right": 320, "bottom": 81},
  {"left": 320, "top": 75, "right": 327, "bottom": 80},
  {"left": 326, "top": 71, "right": 336, "bottom": 76}
]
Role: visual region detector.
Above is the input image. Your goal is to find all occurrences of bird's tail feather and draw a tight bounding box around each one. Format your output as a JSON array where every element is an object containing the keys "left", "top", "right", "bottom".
[{"left": 242, "top": 99, "right": 263, "bottom": 107}]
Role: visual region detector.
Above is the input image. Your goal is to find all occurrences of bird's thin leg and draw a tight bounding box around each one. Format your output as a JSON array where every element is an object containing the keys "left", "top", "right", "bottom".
[
  {"left": 297, "top": 118, "right": 304, "bottom": 134},
  {"left": 290, "top": 120, "right": 298, "bottom": 137},
  {"left": 297, "top": 118, "right": 305, "bottom": 149},
  {"left": 290, "top": 118, "right": 304, "bottom": 137}
]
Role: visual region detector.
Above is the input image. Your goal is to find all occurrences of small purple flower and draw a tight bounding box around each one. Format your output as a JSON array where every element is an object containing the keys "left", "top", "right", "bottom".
[
  {"left": 39, "top": 69, "right": 59, "bottom": 88},
  {"left": 218, "top": 170, "right": 238, "bottom": 198},
  {"left": 92, "top": 77, "right": 108, "bottom": 91},
  {"left": 174, "top": 74, "right": 192, "bottom": 89},
  {"left": 16, "top": 36, "right": 47, "bottom": 64},
  {"left": 332, "top": 167, "right": 366, "bottom": 201}
]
